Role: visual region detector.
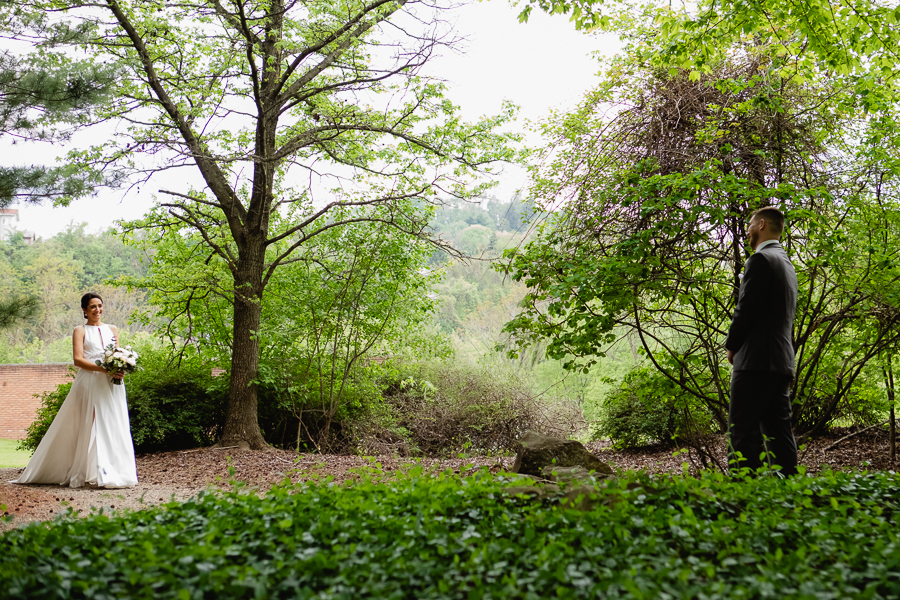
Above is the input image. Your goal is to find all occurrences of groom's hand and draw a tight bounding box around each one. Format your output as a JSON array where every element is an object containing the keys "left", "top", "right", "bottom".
[{"left": 727, "top": 349, "right": 734, "bottom": 365}]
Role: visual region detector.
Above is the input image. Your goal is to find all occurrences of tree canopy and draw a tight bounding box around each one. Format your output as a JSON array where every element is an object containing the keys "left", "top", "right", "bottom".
[{"left": 499, "top": 10, "right": 900, "bottom": 437}]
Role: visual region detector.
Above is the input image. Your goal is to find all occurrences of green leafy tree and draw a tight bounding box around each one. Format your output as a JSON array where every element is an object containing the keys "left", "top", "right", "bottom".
[
  {"left": 14, "top": 0, "right": 520, "bottom": 448},
  {"left": 19, "top": 246, "right": 83, "bottom": 341},
  {"left": 258, "top": 217, "right": 439, "bottom": 450},
  {"left": 0, "top": 7, "right": 120, "bottom": 329},
  {"left": 518, "top": 0, "right": 900, "bottom": 195},
  {"left": 122, "top": 209, "right": 439, "bottom": 450},
  {"left": 0, "top": 227, "right": 153, "bottom": 360},
  {"left": 518, "top": 0, "right": 900, "bottom": 87},
  {"left": 51, "top": 224, "right": 147, "bottom": 289},
  {"left": 499, "top": 33, "right": 900, "bottom": 437}
]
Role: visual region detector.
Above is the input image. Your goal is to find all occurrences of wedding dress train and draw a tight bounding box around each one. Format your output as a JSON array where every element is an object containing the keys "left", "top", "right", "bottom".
[{"left": 12, "top": 324, "right": 138, "bottom": 488}]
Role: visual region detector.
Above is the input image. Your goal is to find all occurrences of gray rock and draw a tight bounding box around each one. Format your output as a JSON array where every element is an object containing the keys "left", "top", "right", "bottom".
[
  {"left": 501, "top": 484, "right": 560, "bottom": 499},
  {"left": 561, "top": 484, "right": 602, "bottom": 511},
  {"left": 512, "top": 431, "right": 614, "bottom": 477},
  {"left": 541, "top": 465, "right": 609, "bottom": 484}
]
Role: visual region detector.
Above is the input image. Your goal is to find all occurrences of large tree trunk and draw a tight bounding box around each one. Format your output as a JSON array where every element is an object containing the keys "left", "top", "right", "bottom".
[{"left": 219, "top": 249, "right": 269, "bottom": 450}]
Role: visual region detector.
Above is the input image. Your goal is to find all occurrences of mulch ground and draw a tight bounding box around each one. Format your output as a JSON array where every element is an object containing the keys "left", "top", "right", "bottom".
[
  {"left": 139, "top": 424, "right": 900, "bottom": 487},
  {"left": 2, "top": 426, "right": 896, "bottom": 532},
  {"left": 587, "top": 425, "right": 899, "bottom": 476}
]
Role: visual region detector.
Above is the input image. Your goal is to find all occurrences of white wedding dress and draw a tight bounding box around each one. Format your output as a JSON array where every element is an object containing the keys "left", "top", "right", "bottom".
[{"left": 12, "top": 324, "right": 138, "bottom": 488}]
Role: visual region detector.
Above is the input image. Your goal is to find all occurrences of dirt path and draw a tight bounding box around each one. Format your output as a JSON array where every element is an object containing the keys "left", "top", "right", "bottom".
[
  {"left": 1, "top": 448, "right": 510, "bottom": 532},
  {"left": 2, "top": 426, "right": 895, "bottom": 532}
]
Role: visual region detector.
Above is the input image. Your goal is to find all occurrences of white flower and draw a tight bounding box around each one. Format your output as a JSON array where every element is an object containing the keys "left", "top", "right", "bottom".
[{"left": 126, "top": 357, "right": 136, "bottom": 366}]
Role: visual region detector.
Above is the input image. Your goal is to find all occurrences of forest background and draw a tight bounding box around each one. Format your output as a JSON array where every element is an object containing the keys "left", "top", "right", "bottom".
[
  {"left": 2, "top": 0, "right": 899, "bottom": 460},
  {"left": 1, "top": 197, "right": 630, "bottom": 454}
]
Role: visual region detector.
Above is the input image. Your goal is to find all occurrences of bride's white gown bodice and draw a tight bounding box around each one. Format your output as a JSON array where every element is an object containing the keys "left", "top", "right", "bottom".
[
  {"left": 12, "top": 324, "right": 138, "bottom": 488},
  {"left": 82, "top": 323, "right": 111, "bottom": 361}
]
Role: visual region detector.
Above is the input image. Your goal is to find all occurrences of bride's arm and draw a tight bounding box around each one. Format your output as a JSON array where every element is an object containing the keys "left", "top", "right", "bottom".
[{"left": 72, "top": 326, "right": 106, "bottom": 372}]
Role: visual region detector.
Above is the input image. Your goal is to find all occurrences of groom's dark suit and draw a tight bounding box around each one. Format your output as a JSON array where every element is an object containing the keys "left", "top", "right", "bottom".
[{"left": 725, "top": 240, "right": 798, "bottom": 475}]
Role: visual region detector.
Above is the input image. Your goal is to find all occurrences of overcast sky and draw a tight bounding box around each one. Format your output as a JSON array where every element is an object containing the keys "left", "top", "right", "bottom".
[{"left": 9, "top": 1, "right": 620, "bottom": 239}]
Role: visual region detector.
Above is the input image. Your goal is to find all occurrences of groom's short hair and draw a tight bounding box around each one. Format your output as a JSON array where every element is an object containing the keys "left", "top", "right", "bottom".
[{"left": 751, "top": 206, "right": 785, "bottom": 234}]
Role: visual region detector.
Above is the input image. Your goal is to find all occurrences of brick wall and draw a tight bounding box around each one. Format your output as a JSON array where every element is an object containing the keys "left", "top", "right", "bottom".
[{"left": 0, "top": 363, "right": 74, "bottom": 439}]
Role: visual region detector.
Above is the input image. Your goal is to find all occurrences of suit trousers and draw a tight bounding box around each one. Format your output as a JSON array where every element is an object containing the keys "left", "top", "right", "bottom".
[{"left": 727, "top": 370, "right": 798, "bottom": 476}]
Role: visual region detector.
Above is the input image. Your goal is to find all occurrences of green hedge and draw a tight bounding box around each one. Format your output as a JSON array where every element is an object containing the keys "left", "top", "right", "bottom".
[
  {"left": 19, "top": 344, "right": 228, "bottom": 454},
  {"left": 2, "top": 467, "right": 899, "bottom": 599},
  {"left": 16, "top": 379, "right": 74, "bottom": 455}
]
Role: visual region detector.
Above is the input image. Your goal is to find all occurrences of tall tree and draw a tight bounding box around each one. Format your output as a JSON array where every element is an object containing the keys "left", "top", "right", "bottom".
[{"left": 17, "top": 0, "right": 519, "bottom": 448}]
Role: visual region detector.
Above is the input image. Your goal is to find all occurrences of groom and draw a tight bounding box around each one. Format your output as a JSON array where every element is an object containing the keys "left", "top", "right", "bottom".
[{"left": 725, "top": 206, "right": 798, "bottom": 476}]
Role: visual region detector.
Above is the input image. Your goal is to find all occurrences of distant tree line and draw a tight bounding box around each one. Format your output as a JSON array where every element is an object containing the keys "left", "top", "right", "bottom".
[{"left": 0, "top": 225, "right": 150, "bottom": 363}]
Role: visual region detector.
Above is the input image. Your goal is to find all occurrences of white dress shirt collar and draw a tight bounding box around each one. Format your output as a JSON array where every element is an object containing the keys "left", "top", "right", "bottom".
[{"left": 755, "top": 239, "right": 779, "bottom": 252}]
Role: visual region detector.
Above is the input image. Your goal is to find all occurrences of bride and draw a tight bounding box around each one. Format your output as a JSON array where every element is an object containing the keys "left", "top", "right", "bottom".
[{"left": 12, "top": 292, "right": 138, "bottom": 488}]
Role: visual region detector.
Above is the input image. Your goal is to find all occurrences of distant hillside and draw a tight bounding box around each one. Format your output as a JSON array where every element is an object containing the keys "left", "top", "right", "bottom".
[
  {"left": 428, "top": 195, "right": 539, "bottom": 332},
  {"left": 0, "top": 224, "right": 152, "bottom": 363}
]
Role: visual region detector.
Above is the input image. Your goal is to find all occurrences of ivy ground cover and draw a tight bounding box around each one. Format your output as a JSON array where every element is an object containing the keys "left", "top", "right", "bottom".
[{"left": 1, "top": 466, "right": 899, "bottom": 599}]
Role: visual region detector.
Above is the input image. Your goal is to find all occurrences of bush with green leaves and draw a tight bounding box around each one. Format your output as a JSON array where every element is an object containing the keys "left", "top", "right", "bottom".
[
  {"left": 121, "top": 344, "right": 228, "bottom": 452},
  {"left": 593, "top": 366, "right": 716, "bottom": 448},
  {"left": 370, "top": 359, "right": 580, "bottom": 456},
  {"left": 254, "top": 356, "right": 391, "bottom": 453},
  {"left": 2, "top": 466, "right": 900, "bottom": 598},
  {"left": 17, "top": 376, "right": 74, "bottom": 454},
  {"left": 18, "top": 342, "right": 227, "bottom": 454}
]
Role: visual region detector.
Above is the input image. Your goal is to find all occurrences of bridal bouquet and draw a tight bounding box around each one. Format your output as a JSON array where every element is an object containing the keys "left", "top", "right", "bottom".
[{"left": 96, "top": 343, "right": 140, "bottom": 385}]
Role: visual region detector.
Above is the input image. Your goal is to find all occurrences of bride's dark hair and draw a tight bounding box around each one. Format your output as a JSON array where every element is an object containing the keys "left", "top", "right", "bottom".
[{"left": 81, "top": 292, "right": 103, "bottom": 319}]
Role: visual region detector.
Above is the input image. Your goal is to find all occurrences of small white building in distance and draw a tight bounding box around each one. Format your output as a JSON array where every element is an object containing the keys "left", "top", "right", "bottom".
[
  {"left": 0, "top": 208, "right": 19, "bottom": 238},
  {"left": 0, "top": 208, "right": 37, "bottom": 244}
]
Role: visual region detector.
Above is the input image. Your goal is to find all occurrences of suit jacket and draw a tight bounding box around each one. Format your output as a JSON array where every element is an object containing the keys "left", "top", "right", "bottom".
[{"left": 725, "top": 241, "right": 798, "bottom": 375}]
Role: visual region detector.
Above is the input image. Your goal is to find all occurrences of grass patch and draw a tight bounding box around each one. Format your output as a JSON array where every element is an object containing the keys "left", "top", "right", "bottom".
[
  {"left": 2, "top": 466, "right": 900, "bottom": 598},
  {"left": 0, "top": 439, "right": 30, "bottom": 468}
]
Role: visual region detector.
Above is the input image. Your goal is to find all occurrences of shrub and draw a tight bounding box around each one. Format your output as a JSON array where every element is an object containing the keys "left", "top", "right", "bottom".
[
  {"left": 254, "top": 356, "right": 390, "bottom": 453},
  {"left": 18, "top": 342, "right": 227, "bottom": 454},
  {"left": 362, "top": 360, "right": 581, "bottom": 456},
  {"left": 123, "top": 344, "right": 228, "bottom": 452},
  {"left": 799, "top": 363, "right": 892, "bottom": 431},
  {"left": 592, "top": 366, "right": 715, "bottom": 448},
  {"left": 17, "top": 376, "right": 75, "bottom": 453}
]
